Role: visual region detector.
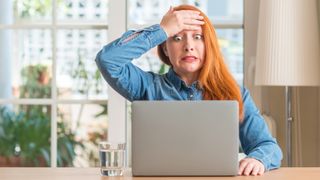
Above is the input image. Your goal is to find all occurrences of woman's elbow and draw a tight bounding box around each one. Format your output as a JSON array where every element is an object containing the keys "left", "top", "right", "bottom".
[
  {"left": 268, "top": 145, "right": 283, "bottom": 170},
  {"left": 95, "top": 51, "right": 102, "bottom": 66},
  {"left": 95, "top": 47, "right": 115, "bottom": 72}
]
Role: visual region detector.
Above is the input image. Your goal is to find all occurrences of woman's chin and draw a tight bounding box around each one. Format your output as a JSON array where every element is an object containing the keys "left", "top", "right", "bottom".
[{"left": 181, "top": 67, "right": 201, "bottom": 74}]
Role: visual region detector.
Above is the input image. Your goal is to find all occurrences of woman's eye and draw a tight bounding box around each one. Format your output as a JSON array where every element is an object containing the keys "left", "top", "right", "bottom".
[
  {"left": 173, "top": 36, "right": 182, "bottom": 41},
  {"left": 194, "top": 34, "right": 203, "bottom": 40}
]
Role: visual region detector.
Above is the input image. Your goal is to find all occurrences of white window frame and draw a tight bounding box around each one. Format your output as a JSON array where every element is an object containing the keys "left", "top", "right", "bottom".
[{"left": 0, "top": 0, "right": 112, "bottom": 167}]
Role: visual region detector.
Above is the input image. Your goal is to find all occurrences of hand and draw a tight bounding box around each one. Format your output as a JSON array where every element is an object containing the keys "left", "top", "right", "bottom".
[
  {"left": 238, "top": 158, "right": 265, "bottom": 176},
  {"left": 160, "top": 7, "right": 204, "bottom": 37}
]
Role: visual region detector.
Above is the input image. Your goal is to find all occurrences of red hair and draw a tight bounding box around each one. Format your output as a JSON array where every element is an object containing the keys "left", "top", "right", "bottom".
[{"left": 157, "top": 5, "right": 244, "bottom": 121}]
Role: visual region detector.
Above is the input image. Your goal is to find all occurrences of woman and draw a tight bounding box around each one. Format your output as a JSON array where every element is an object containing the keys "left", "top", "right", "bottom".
[{"left": 96, "top": 5, "right": 282, "bottom": 176}]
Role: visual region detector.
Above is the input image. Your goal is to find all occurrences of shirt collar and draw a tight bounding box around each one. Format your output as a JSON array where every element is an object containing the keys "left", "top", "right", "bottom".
[{"left": 166, "top": 68, "right": 200, "bottom": 91}]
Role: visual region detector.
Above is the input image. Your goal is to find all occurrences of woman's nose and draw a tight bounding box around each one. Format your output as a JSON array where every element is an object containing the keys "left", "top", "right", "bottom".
[
  {"left": 184, "top": 45, "right": 194, "bottom": 52},
  {"left": 184, "top": 47, "right": 194, "bottom": 52},
  {"left": 184, "top": 37, "right": 194, "bottom": 52}
]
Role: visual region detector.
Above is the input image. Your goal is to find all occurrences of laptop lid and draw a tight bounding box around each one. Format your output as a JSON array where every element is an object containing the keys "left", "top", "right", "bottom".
[{"left": 132, "top": 101, "right": 239, "bottom": 176}]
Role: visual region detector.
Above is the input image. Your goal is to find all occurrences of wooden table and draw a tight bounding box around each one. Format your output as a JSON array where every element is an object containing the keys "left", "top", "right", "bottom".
[{"left": 0, "top": 168, "right": 319, "bottom": 180}]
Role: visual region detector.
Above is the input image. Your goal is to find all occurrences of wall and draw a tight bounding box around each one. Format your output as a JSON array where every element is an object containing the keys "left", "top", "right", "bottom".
[
  {"left": 318, "top": 0, "right": 320, "bottom": 166},
  {"left": 245, "top": 0, "right": 320, "bottom": 167},
  {"left": 297, "top": 88, "right": 319, "bottom": 166}
]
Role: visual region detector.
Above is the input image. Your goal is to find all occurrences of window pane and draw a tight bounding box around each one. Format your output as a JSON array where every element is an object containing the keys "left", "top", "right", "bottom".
[
  {"left": 216, "top": 29, "right": 243, "bottom": 86},
  {"left": 57, "top": 104, "right": 107, "bottom": 167},
  {"left": 0, "top": 105, "right": 51, "bottom": 167},
  {"left": 128, "top": 0, "right": 208, "bottom": 26},
  {"left": 207, "top": 0, "right": 243, "bottom": 24},
  {"left": 56, "top": 29, "right": 108, "bottom": 100},
  {"left": 0, "top": 29, "right": 52, "bottom": 99},
  {"left": 132, "top": 47, "right": 169, "bottom": 74},
  {"left": 128, "top": 0, "right": 243, "bottom": 26},
  {"left": 57, "top": 0, "right": 109, "bottom": 24},
  {"left": 128, "top": 0, "right": 167, "bottom": 26},
  {"left": 14, "top": 0, "right": 52, "bottom": 23}
]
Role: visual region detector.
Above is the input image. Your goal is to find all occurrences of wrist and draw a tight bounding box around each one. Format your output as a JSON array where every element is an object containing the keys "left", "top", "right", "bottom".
[{"left": 159, "top": 24, "right": 170, "bottom": 37}]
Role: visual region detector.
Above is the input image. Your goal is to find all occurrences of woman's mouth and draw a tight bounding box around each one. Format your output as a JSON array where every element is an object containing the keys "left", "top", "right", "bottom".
[{"left": 181, "top": 56, "right": 198, "bottom": 62}]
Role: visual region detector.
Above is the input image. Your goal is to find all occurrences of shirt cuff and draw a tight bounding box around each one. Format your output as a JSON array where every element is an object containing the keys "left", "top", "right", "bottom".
[{"left": 144, "top": 24, "right": 168, "bottom": 47}]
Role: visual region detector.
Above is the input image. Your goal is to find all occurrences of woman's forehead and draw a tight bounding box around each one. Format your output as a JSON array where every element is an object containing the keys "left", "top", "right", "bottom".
[{"left": 176, "top": 29, "right": 203, "bottom": 35}]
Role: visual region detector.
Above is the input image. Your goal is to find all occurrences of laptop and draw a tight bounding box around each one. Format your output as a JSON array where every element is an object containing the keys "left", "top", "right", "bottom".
[{"left": 131, "top": 101, "right": 239, "bottom": 176}]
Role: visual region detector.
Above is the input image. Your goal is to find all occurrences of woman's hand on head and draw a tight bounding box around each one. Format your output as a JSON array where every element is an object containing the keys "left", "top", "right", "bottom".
[
  {"left": 238, "top": 158, "right": 265, "bottom": 176},
  {"left": 160, "top": 7, "right": 204, "bottom": 37}
]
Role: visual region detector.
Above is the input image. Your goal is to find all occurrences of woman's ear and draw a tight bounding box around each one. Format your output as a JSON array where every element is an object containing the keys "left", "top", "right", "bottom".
[{"left": 162, "top": 44, "right": 168, "bottom": 57}]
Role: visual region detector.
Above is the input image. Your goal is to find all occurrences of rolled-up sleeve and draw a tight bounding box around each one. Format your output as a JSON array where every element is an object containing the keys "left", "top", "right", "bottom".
[
  {"left": 239, "top": 88, "right": 283, "bottom": 171},
  {"left": 95, "top": 24, "right": 167, "bottom": 100}
]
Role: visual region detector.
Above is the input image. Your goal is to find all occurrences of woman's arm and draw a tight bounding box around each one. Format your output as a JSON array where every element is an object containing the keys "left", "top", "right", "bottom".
[
  {"left": 239, "top": 88, "right": 283, "bottom": 175},
  {"left": 95, "top": 8, "right": 204, "bottom": 101},
  {"left": 95, "top": 25, "right": 167, "bottom": 101}
]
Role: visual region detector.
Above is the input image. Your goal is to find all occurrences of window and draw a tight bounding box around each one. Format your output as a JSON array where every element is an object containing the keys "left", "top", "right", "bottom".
[
  {"left": 0, "top": 0, "right": 108, "bottom": 167},
  {"left": 0, "top": 0, "right": 244, "bottom": 168}
]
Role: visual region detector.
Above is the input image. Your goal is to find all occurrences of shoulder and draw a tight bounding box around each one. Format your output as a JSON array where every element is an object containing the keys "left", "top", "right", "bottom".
[
  {"left": 239, "top": 86, "right": 250, "bottom": 101},
  {"left": 239, "top": 86, "right": 259, "bottom": 116}
]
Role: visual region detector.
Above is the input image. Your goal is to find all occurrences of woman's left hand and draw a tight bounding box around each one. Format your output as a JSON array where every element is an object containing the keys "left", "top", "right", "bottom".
[{"left": 238, "top": 158, "right": 265, "bottom": 176}]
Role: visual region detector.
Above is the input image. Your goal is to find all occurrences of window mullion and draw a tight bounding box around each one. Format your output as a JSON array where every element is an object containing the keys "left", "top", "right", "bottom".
[
  {"left": 107, "top": 0, "right": 127, "bottom": 161},
  {"left": 51, "top": 0, "right": 58, "bottom": 168},
  {"left": 0, "top": 24, "right": 108, "bottom": 29}
]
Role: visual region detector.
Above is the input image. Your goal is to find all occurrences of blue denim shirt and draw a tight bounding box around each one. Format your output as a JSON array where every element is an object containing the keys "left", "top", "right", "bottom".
[{"left": 95, "top": 24, "right": 283, "bottom": 171}]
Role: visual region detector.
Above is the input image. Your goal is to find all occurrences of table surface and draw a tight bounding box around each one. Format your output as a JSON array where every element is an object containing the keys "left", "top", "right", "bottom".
[{"left": 0, "top": 167, "right": 320, "bottom": 180}]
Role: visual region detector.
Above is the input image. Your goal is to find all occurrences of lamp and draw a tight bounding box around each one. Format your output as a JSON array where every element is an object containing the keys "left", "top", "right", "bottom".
[{"left": 255, "top": 0, "right": 320, "bottom": 167}]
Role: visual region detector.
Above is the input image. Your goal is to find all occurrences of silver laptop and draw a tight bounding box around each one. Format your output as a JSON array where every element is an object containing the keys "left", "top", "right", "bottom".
[{"left": 132, "top": 101, "right": 239, "bottom": 176}]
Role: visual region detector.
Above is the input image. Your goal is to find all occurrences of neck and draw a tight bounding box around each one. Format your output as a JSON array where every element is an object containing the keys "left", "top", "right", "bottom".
[{"left": 174, "top": 69, "right": 199, "bottom": 86}]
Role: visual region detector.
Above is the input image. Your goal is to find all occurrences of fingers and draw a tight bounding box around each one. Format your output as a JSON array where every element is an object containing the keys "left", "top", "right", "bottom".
[
  {"left": 180, "top": 19, "right": 204, "bottom": 32},
  {"left": 243, "top": 162, "right": 254, "bottom": 176},
  {"left": 169, "top": 6, "right": 174, "bottom": 12},
  {"left": 182, "top": 24, "right": 202, "bottom": 31},
  {"left": 173, "top": 10, "right": 204, "bottom": 22},
  {"left": 184, "top": 19, "right": 205, "bottom": 25},
  {"left": 258, "top": 165, "right": 265, "bottom": 175},
  {"left": 174, "top": 10, "right": 203, "bottom": 19},
  {"left": 160, "top": 8, "right": 205, "bottom": 37},
  {"left": 251, "top": 165, "right": 260, "bottom": 176},
  {"left": 238, "top": 159, "right": 247, "bottom": 175},
  {"left": 238, "top": 158, "right": 265, "bottom": 176},
  {"left": 174, "top": 11, "right": 204, "bottom": 31}
]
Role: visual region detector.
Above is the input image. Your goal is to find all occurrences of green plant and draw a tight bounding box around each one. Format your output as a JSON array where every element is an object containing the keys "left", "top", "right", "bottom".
[
  {"left": 0, "top": 105, "right": 83, "bottom": 167},
  {"left": 57, "top": 115, "right": 84, "bottom": 167},
  {"left": 158, "top": 63, "right": 169, "bottom": 75},
  {"left": 0, "top": 106, "right": 50, "bottom": 166},
  {"left": 69, "top": 50, "right": 104, "bottom": 96},
  {"left": 0, "top": 64, "right": 83, "bottom": 167},
  {"left": 20, "top": 64, "right": 51, "bottom": 99},
  {"left": 68, "top": 50, "right": 108, "bottom": 166}
]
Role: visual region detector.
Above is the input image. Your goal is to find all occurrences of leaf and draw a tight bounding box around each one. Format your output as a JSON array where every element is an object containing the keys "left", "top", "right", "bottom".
[{"left": 40, "top": 148, "right": 50, "bottom": 166}]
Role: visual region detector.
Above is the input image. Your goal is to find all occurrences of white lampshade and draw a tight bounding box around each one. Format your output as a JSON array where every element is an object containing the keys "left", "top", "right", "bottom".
[{"left": 255, "top": 0, "right": 320, "bottom": 86}]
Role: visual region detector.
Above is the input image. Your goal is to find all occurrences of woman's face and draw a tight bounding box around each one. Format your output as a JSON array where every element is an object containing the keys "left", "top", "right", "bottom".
[{"left": 164, "top": 29, "right": 205, "bottom": 78}]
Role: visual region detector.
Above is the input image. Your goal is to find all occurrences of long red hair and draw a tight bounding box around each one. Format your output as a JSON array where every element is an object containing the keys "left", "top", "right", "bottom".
[{"left": 157, "top": 5, "right": 244, "bottom": 121}]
